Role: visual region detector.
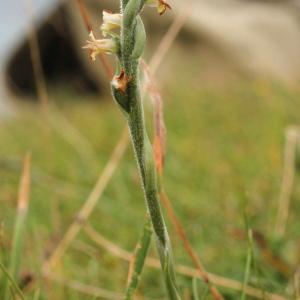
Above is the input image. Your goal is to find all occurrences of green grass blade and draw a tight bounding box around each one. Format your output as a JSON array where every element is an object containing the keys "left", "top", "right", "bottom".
[
  {"left": 241, "top": 215, "right": 254, "bottom": 300},
  {"left": 3, "top": 153, "right": 31, "bottom": 300},
  {"left": 192, "top": 278, "right": 200, "bottom": 300},
  {"left": 0, "top": 262, "right": 25, "bottom": 300},
  {"left": 33, "top": 289, "right": 40, "bottom": 300},
  {"left": 123, "top": 214, "right": 152, "bottom": 300},
  {"left": 192, "top": 277, "right": 209, "bottom": 300}
]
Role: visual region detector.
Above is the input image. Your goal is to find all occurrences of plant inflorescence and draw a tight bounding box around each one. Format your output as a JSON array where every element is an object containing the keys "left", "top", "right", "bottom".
[{"left": 83, "top": 0, "right": 181, "bottom": 298}]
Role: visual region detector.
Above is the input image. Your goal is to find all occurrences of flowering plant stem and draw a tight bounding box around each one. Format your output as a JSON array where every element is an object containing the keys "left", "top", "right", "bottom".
[
  {"left": 110, "top": 0, "right": 181, "bottom": 298},
  {"left": 126, "top": 67, "right": 181, "bottom": 300}
]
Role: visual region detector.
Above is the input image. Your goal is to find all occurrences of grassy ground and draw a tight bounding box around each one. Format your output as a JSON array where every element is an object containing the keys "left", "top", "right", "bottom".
[{"left": 1, "top": 75, "right": 300, "bottom": 299}]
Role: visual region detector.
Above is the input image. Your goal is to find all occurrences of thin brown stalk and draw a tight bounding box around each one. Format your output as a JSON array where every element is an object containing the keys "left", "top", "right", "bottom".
[
  {"left": 17, "top": 153, "right": 31, "bottom": 213},
  {"left": 76, "top": 0, "right": 92, "bottom": 32},
  {"left": 25, "top": 0, "right": 48, "bottom": 108},
  {"left": 252, "top": 231, "right": 291, "bottom": 278},
  {"left": 43, "top": 270, "right": 123, "bottom": 300},
  {"left": 26, "top": 0, "right": 99, "bottom": 163},
  {"left": 43, "top": 129, "right": 129, "bottom": 271},
  {"left": 275, "top": 126, "right": 299, "bottom": 237},
  {"left": 47, "top": 104, "right": 99, "bottom": 164},
  {"left": 84, "top": 224, "right": 287, "bottom": 300},
  {"left": 149, "top": 8, "right": 190, "bottom": 74},
  {"left": 126, "top": 252, "right": 136, "bottom": 286}
]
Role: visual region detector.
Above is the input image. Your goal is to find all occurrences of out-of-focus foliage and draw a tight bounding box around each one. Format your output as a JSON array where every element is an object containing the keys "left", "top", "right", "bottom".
[{"left": 0, "top": 75, "right": 300, "bottom": 298}]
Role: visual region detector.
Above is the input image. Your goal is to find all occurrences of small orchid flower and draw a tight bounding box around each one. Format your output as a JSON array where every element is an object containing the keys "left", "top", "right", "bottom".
[
  {"left": 83, "top": 31, "right": 117, "bottom": 60},
  {"left": 146, "top": 0, "right": 171, "bottom": 15},
  {"left": 101, "top": 11, "right": 122, "bottom": 37}
]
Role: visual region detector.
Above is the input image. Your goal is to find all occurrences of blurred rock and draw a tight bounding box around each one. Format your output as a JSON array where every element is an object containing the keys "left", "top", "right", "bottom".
[
  {"left": 1, "top": 0, "right": 300, "bottom": 111},
  {"left": 181, "top": 0, "right": 300, "bottom": 81}
]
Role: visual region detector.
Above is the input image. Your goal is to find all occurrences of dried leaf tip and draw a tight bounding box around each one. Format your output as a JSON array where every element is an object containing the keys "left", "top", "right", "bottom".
[
  {"left": 17, "top": 152, "right": 31, "bottom": 213},
  {"left": 112, "top": 70, "right": 131, "bottom": 94}
]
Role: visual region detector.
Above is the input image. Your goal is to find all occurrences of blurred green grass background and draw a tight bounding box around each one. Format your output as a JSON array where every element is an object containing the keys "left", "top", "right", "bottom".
[{"left": 1, "top": 75, "right": 300, "bottom": 299}]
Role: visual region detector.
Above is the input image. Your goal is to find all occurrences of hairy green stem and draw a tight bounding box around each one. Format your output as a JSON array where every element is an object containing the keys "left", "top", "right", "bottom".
[
  {"left": 112, "top": 0, "right": 181, "bottom": 298},
  {"left": 126, "top": 67, "right": 181, "bottom": 300}
]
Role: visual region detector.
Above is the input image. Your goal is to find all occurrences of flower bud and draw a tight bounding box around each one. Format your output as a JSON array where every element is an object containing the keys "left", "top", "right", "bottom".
[
  {"left": 101, "top": 11, "right": 122, "bottom": 37},
  {"left": 146, "top": 0, "right": 171, "bottom": 15},
  {"left": 83, "top": 32, "right": 117, "bottom": 60}
]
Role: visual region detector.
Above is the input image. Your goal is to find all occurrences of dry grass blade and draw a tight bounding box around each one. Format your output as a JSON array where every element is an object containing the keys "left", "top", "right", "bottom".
[
  {"left": 84, "top": 224, "right": 287, "bottom": 300},
  {"left": 43, "top": 129, "right": 129, "bottom": 271},
  {"left": 84, "top": 224, "right": 134, "bottom": 260},
  {"left": 252, "top": 231, "right": 291, "bottom": 278},
  {"left": 3, "top": 153, "right": 31, "bottom": 300},
  {"left": 141, "top": 60, "right": 166, "bottom": 176},
  {"left": 275, "top": 126, "right": 300, "bottom": 237},
  {"left": 26, "top": 0, "right": 99, "bottom": 163},
  {"left": 294, "top": 267, "right": 300, "bottom": 299},
  {"left": 43, "top": 270, "right": 123, "bottom": 300},
  {"left": 25, "top": 0, "right": 48, "bottom": 108},
  {"left": 76, "top": 0, "right": 92, "bottom": 32},
  {"left": 17, "top": 153, "right": 31, "bottom": 214},
  {"left": 47, "top": 104, "right": 99, "bottom": 164}
]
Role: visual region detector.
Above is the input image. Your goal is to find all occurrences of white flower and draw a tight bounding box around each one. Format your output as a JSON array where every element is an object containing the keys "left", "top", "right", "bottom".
[
  {"left": 146, "top": 0, "right": 171, "bottom": 15},
  {"left": 101, "top": 11, "right": 122, "bottom": 37},
  {"left": 83, "top": 31, "right": 117, "bottom": 60}
]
